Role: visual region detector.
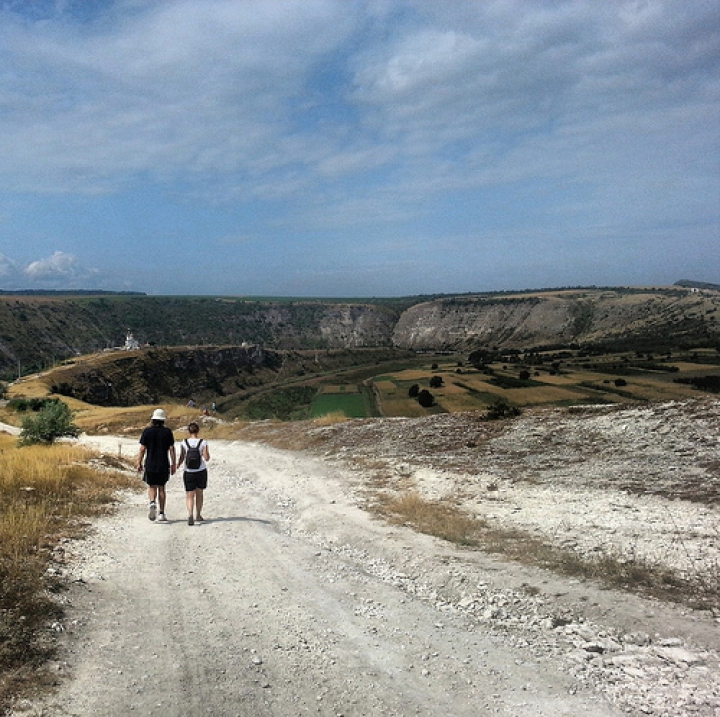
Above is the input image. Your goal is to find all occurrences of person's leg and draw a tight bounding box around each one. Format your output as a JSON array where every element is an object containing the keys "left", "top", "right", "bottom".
[
  {"left": 157, "top": 485, "right": 167, "bottom": 514},
  {"left": 186, "top": 489, "right": 195, "bottom": 523},
  {"left": 195, "top": 489, "right": 204, "bottom": 520},
  {"left": 147, "top": 485, "right": 158, "bottom": 520}
]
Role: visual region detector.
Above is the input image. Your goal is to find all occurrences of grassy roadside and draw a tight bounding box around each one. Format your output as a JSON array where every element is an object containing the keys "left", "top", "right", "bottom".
[
  {"left": 374, "top": 490, "right": 720, "bottom": 613},
  {"left": 0, "top": 433, "right": 137, "bottom": 713}
]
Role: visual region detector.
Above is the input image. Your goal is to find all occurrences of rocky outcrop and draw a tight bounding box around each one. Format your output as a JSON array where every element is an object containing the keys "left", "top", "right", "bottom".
[
  {"left": 318, "top": 304, "right": 397, "bottom": 348},
  {"left": 392, "top": 296, "right": 574, "bottom": 349},
  {"left": 391, "top": 289, "right": 720, "bottom": 351}
]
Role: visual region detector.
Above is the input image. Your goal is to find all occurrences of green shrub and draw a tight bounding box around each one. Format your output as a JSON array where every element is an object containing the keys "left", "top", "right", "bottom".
[
  {"left": 8, "top": 397, "right": 59, "bottom": 412},
  {"left": 485, "top": 398, "right": 521, "bottom": 420},
  {"left": 19, "top": 401, "right": 79, "bottom": 445},
  {"left": 418, "top": 389, "right": 435, "bottom": 407}
]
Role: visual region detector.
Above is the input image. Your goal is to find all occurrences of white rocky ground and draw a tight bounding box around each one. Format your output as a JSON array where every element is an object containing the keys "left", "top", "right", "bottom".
[{"left": 7, "top": 398, "right": 720, "bottom": 716}]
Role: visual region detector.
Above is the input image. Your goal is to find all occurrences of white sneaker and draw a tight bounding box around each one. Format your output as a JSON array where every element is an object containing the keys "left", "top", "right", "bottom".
[
  {"left": 157, "top": 513, "right": 167, "bottom": 522},
  {"left": 148, "top": 502, "right": 157, "bottom": 521}
]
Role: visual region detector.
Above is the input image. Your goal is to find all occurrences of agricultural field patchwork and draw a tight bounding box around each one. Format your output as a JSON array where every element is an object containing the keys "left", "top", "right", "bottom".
[
  {"left": 359, "top": 348, "right": 720, "bottom": 418},
  {"left": 6, "top": 345, "right": 720, "bottom": 423}
]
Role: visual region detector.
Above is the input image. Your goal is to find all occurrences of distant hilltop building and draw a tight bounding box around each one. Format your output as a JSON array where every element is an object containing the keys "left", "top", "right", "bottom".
[{"left": 123, "top": 330, "right": 140, "bottom": 350}]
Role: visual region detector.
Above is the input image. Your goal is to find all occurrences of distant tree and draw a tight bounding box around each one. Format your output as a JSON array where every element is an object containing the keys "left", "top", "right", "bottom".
[
  {"left": 429, "top": 375, "right": 444, "bottom": 388},
  {"left": 431, "top": 363, "right": 439, "bottom": 370},
  {"left": 518, "top": 369, "right": 531, "bottom": 381},
  {"left": 485, "top": 398, "right": 521, "bottom": 421},
  {"left": 417, "top": 389, "right": 435, "bottom": 408},
  {"left": 408, "top": 384, "right": 420, "bottom": 398},
  {"left": 614, "top": 378, "right": 627, "bottom": 387},
  {"left": 19, "top": 400, "right": 79, "bottom": 445},
  {"left": 469, "top": 348, "right": 498, "bottom": 370}
]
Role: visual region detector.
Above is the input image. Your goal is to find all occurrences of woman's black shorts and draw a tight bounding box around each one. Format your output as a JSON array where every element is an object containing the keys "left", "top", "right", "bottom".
[{"left": 183, "top": 469, "right": 208, "bottom": 492}]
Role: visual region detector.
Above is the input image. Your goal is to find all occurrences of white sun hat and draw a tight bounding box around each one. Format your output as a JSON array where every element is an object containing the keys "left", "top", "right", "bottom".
[{"left": 151, "top": 408, "right": 167, "bottom": 421}]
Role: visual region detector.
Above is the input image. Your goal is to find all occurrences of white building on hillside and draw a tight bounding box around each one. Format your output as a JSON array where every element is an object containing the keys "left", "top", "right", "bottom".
[{"left": 124, "top": 330, "right": 140, "bottom": 350}]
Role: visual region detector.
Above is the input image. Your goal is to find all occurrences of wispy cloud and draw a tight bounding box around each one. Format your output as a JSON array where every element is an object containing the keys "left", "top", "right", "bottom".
[{"left": 0, "top": 0, "right": 717, "bottom": 294}]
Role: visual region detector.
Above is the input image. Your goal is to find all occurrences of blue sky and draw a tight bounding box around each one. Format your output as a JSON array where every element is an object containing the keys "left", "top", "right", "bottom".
[{"left": 0, "top": 0, "right": 718, "bottom": 296}]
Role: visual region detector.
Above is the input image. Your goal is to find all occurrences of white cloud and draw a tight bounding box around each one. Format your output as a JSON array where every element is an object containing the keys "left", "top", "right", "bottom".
[
  {"left": 23, "top": 251, "right": 97, "bottom": 284},
  {"left": 0, "top": 252, "right": 15, "bottom": 278}
]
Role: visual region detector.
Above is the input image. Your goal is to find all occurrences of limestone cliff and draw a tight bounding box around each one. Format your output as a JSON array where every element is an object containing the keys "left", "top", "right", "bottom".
[{"left": 391, "top": 289, "right": 720, "bottom": 351}]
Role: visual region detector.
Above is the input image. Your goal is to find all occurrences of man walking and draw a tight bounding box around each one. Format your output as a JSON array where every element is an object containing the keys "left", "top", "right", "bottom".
[{"left": 137, "top": 408, "right": 176, "bottom": 522}]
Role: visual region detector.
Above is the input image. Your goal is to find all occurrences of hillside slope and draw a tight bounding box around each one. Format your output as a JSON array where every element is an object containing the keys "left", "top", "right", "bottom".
[
  {"left": 0, "top": 296, "right": 400, "bottom": 378},
  {"left": 2, "top": 287, "right": 719, "bottom": 380}
]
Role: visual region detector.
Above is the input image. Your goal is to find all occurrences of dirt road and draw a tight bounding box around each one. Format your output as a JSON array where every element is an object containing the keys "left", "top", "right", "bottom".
[
  {"left": 10, "top": 433, "right": 629, "bottom": 717},
  {"left": 11, "top": 407, "right": 720, "bottom": 717}
]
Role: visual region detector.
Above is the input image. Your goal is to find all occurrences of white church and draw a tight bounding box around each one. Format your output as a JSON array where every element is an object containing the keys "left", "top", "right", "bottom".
[{"left": 123, "top": 330, "right": 140, "bottom": 350}]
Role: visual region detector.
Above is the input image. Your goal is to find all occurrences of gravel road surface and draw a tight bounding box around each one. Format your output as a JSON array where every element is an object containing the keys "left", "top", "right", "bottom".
[{"left": 9, "top": 400, "right": 720, "bottom": 716}]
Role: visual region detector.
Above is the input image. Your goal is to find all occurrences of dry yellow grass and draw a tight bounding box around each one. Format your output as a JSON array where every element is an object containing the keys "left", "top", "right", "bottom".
[
  {"left": 376, "top": 491, "right": 480, "bottom": 546},
  {"left": 503, "top": 385, "right": 589, "bottom": 404},
  {"left": 436, "top": 382, "right": 466, "bottom": 395},
  {"left": 387, "top": 369, "right": 435, "bottom": 381},
  {"left": 667, "top": 361, "right": 720, "bottom": 372},
  {"left": 320, "top": 385, "right": 360, "bottom": 394},
  {"left": 540, "top": 372, "right": 594, "bottom": 385},
  {"left": 617, "top": 379, "right": 702, "bottom": 402},
  {"left": 6, "top": 374, "right": 54, "bottom": 399},
  {"left": 379, "top": 397, "right": 430, "bottom": 418},
  {"left": 437, "top": 397, "right": 487, "bottom": 413},
  {"left": 0, "top": 434, "right": 138, "bottom": 710},
  {"left": 312, "top": 411, "right": 351, "bottom": 426},
  {"left": 372, "top": 380, "right": 397, "bottom": 392}
]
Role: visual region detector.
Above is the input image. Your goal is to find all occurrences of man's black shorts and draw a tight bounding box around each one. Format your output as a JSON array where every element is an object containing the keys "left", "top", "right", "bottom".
[
  {"left": 183, "top": 469, "right": 208, "bottom": 492},
  {"left": 143, "top": 470, "right": 170, "bottom": 486}
]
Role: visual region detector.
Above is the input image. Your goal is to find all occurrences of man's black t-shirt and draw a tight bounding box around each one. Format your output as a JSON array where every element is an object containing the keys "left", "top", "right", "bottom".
[{"left": 139, "top": 424, "right": 175, "bottom": 472}]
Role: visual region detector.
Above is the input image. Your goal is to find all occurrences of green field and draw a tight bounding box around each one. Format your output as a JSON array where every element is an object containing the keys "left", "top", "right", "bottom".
[{"left": 311, "top": 389, "right": 372, "bottom": 418}]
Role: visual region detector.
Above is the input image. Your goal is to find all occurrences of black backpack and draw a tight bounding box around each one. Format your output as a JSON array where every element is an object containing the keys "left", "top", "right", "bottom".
[{"left": 184, "top": 439, "right": 203, "bottom": 469}]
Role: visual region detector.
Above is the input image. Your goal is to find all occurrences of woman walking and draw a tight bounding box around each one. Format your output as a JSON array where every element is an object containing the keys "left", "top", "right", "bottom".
[{"left": 177, "top": 422, "right": 210, "bottom": 526}]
